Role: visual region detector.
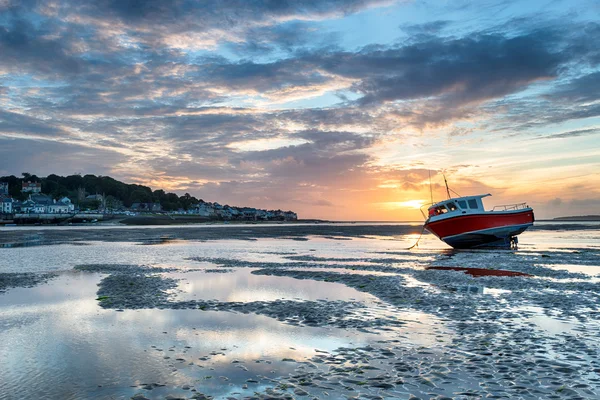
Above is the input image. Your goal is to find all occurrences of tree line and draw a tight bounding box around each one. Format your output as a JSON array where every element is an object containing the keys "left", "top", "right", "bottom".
[{"left": 0, "top": 173, "right": 204, "bottom": 211}]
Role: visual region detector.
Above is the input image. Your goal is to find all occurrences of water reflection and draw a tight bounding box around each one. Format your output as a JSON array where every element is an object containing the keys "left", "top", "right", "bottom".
[
  {"left": 170, "top": 269, "right": 376, "bottom": 303},
  {"left": 0, "top": 272, "right": 436, "bottom": 400}
]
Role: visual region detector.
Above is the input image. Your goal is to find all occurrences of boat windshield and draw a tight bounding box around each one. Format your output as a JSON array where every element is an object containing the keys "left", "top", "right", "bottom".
[{"left": 446, "top": 202, "right": 458, "bottom": 211}]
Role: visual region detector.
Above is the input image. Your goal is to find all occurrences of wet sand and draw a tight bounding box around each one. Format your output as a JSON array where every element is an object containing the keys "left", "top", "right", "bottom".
[{"left": 1, "top": 223, "right": 600, "bottom": 399}]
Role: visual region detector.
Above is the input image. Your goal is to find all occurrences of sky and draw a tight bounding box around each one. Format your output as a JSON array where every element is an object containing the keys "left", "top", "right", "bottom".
[{"left": 0, "top": 0, "right": 599, "bottom": 220}]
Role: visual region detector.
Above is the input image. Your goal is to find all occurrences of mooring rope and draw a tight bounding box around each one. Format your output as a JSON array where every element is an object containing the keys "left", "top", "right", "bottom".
[{"left": 407, "top": 224, "right": 426, "bottom": 250}]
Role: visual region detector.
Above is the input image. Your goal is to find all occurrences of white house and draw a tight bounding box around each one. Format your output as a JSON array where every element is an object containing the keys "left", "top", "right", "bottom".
[
  {"left": 47, "top": 201, "right": 72, "bottom": 214},
  {"left": 0, "top": 196, "right": 12, "bottom": 214},
  {"left": 58, "top": 197, "right": 75, "bottom": 212},
  {"left": 33, "top": 204, "right": 47, "bottom": 213},
  {"left": 194, "top": 202, "right": 216, "bottom": 218}
]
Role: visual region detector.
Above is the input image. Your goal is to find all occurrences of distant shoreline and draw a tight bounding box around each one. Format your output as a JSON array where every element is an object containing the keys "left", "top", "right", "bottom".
[
  {"left": 550, "top": 215, "right": 600, "bottom": 221},
  {"left": 3, "top": 214, "right": 600, "bottom": 227},
  {"left": 117, "top": 216, "right": 424, "bottom": 225}
]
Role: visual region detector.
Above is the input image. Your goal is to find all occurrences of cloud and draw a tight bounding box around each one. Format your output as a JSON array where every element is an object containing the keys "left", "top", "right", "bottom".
[
  {"left": 225, "top": 21, "right": 341, "bottom": 55},
  {"left": 399, "top": 20, "right": 452, "bottom": 36},
  {"left": 0, "top": 137, "right": 127, "bottom": 176},
  {"left": 531, "top": 128, "right": 600, "bottom": 140},
  {"left": 0, "top": 17, "right": 85, "bottom": 75},
  {"left": 31, "top": 0, "right": 394, "bottom": 51},
  {"left": 547, "top": 71, "right": 600, "bottom": 104},
  {"left": 0, "top": 109, "right": 68, "bottom": 137},
  {"left": 348, "top": 30, "right": 565, "bottom": 106},
  {"left": 183, "top": 22, "right": 599, "bottom": 125}
]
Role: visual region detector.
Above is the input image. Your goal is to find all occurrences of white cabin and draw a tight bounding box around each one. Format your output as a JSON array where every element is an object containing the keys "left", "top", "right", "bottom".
[{"left": 428, "top": 194, "right": 489, "bottom": 217}]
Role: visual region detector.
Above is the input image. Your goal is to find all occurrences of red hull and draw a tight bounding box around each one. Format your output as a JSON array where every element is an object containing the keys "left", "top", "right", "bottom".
[
  {"left": 424, "top": 210, "right": 534, "bottom": 248},
  {"left": 425, "top": 210, "right": 534, "bottom": 239}
]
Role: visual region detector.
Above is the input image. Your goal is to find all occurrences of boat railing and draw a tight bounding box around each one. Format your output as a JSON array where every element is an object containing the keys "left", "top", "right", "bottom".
[{"left": 492, "top": 203, "right": 528, "bottom": 211}]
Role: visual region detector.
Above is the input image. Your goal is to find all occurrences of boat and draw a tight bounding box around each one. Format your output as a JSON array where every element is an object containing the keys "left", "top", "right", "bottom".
[{"left": 423, "top": 193, "right": 534, "bottom": 249}]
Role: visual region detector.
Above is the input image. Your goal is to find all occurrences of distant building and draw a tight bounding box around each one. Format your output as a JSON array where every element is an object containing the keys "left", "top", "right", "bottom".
[
  {"left": 47, "top": 202, "right": 73, "bottom": 214},
  {"left": 0, "top": 182, "right": 8, "bottom": 195},
  {"left": 22, "top": 181, "right": 42, "bottom": 193},
  {"left": 256, "top": 209, "right": 267, "bottom": 220},
  {"left": 48, "top": 197, "right": 75, "bottom": 213},
  {"left": 191, "top": 202, "right": 215, "bottom": 217},
  {"left": 216, "top": 206, "right": 234, "bottom": 219},
  {"left": 241, "top": 207, "right": 257, "bottom": 220},
  {"left": 131, "top": 202, "right": 162, "bottom": 212},
  {"left": 12, "top": 200, "right": 34, "bottom": 213},
  {"left": 283, "top": 211, "right": 298, "bottom": 221},
  {"left": 29, "top": 194, "right": 53, "bottom": 205},
  {"left": 0, "top": 196, "right": 12, "bottom": 214},
  {"left": 17, "top": 194, "right": 55, "bottom": 214},
  {"left": 86, "top": 194, "right": 103, "bottom": 202}
]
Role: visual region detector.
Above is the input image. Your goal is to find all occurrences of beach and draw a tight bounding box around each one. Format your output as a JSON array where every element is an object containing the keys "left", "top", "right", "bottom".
[{"left": 1, "top": 222, "right": 599, "bottom": 399}]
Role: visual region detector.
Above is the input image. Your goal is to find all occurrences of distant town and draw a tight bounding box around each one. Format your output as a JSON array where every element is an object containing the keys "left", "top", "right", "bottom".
[{"left": 0, "top": 173, "right": 297, "bottom": 223}]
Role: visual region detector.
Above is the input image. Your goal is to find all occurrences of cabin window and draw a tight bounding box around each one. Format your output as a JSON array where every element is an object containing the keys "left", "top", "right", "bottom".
[
  {"left": 429, "top": 205, "right": 448, "bottom": 216},
  {"left": 446, "top": 202, "right": 458, "bottom": 211},
  {"left": 457, "top": 200, "right": 467, "bottom": 209},
  {"left": 468, "top": 199, "right": 479, "bottom": 209}
]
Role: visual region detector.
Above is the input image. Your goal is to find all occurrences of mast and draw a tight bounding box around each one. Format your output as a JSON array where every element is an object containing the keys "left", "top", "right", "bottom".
[
  {"left": 428, "top": 170, "right": 433, "bottom": 204},
  {"left": 443, "top": 174, "right": 451, "bottom": 199}
]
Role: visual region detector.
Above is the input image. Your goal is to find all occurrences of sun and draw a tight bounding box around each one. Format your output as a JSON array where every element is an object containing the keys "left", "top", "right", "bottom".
[
  {"left": 377, "top": 200, "right": 427, "bottom": 210},
  {"left": 398, "top": 200, "right": 427, "bottom": 209}
]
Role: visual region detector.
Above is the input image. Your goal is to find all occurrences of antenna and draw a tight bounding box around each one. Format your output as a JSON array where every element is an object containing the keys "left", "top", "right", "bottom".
[
  {"left": 428, "top": 170, "right": 433, "bottom": 204},
  {"left": 443, "top": 174, "right": 451, "bottom": 199}
]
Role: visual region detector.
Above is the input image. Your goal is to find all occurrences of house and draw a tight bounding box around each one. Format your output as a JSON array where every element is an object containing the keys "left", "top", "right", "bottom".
[
  {"left": 255, "top": 209, "right": 268, "bottom": 220},
  {"left": 30, "top": 194, "right": 53, "bottom": 205},
  {"left": 272, "top": 210, "right": 285, "bottom": 220},
  {"left": 131, "top": 202, "right": 162, "bottom": 212},
  {"left": 216, "top": 206, "right": 234, "bottom": 219},
  {"left": 193, "top": 202, "right": 215, "bottom": 218},
  {"left": 0, "top": 182, "right": 8, "bottom": 195},
  {"left": 23, "top": 194, "right": 53, "bottom": 213},
  {"left": 33, "top": 204, "right": 47, "bottom": 213},
  {"left": 12, "top": 199, "right": 34, "bottom": 213},
  {"left": 241, "top": 207, "right": 257, "bottom": 220},
  {"left": 283, "top": 211, "right": 298, "bottom": 221},
  {"left": 22, "top": 181, "right": 42, "bottom": 193},
  {"left": 229, "top": 207, "right": 240, "bottom": 218},
  {"left": 58, "top": 197, "right": 76, "bottom": 212},
  {"left": 0, "top": 196, "right": 12, "bottom": 214},
  {"left": 46, "top": 198, "right": 75, "bottom": 214},
  {"left": 86, "top": 194, "right": 104, "bottom": 202},
  {"left": 47, "top": 203, "right": 72, "bottom": 214}
]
